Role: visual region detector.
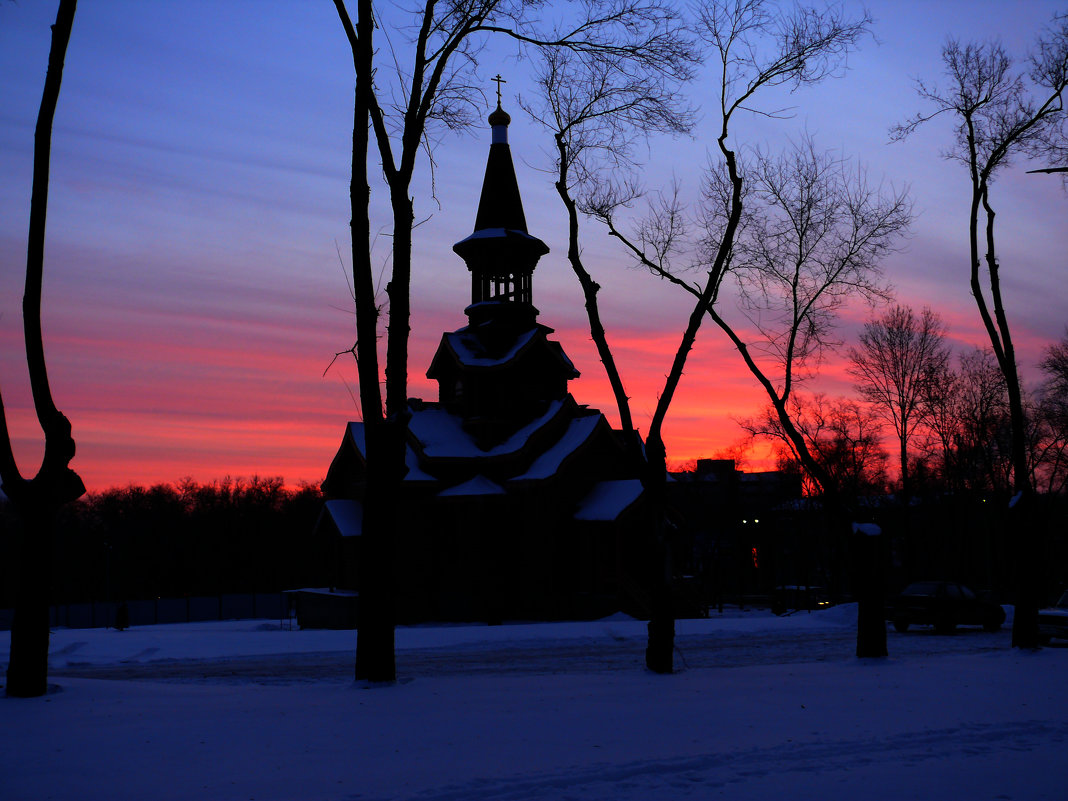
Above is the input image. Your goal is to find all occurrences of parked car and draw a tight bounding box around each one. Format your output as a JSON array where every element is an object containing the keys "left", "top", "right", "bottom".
[
  {"left": 886, "top": 581, "right": 1005, "bottom": 633},
  {"left": 1038, "top": 591, "right": 1068, "bottom": 644},
  {"left": 772, "top": 585, "right": 832, "bottom": 615}
]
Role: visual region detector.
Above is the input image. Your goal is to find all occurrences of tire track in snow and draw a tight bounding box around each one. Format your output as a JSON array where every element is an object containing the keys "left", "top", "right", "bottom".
[{"left": 346, "top": 720, "right": 1068, "bottom": 801}]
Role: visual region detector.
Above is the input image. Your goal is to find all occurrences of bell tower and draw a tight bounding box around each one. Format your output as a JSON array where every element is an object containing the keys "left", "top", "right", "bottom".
[
  {"left": 451, "top": 97, "right": 549, "bottom": 330},
  {"left": 428, "top": 89, "right": 578, "bottom": 426}
]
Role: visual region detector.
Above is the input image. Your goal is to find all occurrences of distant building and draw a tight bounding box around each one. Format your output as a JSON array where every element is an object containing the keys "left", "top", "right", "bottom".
[
  {"left": 317, "top": 103, "right": 646, "bottom": 623},
  {"left": 667, "top": 459, "right": 805, "bottom": 609}
]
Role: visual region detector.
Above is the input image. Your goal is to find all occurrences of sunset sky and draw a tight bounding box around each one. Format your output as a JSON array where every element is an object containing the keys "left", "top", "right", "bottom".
[{"left": 2, "top": 1, "right": 1066, "bottom": 492}]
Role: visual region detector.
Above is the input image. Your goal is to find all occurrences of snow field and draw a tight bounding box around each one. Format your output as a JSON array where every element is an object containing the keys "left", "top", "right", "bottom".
[{"left": 2, "top": 607, "right": 1066, "bottom": 800}]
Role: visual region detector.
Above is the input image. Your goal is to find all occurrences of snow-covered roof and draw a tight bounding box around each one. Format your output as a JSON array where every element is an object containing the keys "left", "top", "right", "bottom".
[
  {"left": 409, "top": 399, "right": 566, "bottom": 460},
  {"left": 574, "top": 479, "right": 645, "bottom": 522},
  {"left": 443, "top": 327, "right": 538, "bottom": 368},
  {"left": 319, "top": 499, "right": 363, "bottom": 537},
  {"left": 438, "top": 475, "right": 506, "bottom": 497},
  {"left": 511, "top": 414, "right": 602, "bottom": 482},
  {"left": 429, "top": 323, "right": 577, "bottom": 377},
  {"left": 344, "top": 422, "right": 435, "bottom": 482}
]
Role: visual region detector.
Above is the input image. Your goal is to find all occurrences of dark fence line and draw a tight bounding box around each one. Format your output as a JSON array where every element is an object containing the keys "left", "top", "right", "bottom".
[{"left": 0, "top": 593, "right": 288, "bottom": 631}]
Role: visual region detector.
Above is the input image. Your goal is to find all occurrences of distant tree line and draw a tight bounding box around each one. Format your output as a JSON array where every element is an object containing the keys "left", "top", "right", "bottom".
[
  {"left": 0, "top": 477, "right": 325, "bottom": 609},
  {"left": 741, "top": 317, "right": 1068, "bottom": 502}
]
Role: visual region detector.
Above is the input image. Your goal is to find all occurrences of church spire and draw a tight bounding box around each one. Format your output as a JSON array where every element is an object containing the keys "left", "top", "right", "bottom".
[
  {"left": 453, "top": 88, "right": 548, "bottom": 324},
  {"left": 471, "top": 101, "right": 528, "bottom": 234}
]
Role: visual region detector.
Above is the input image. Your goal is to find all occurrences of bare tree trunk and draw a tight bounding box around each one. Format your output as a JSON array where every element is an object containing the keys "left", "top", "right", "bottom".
[
  {"left": 709, "top": 307, "right": 836, "bottom": 495},
  {"left": 334, "top": 0, "right": 397, "bottom": 680},
  {"left": 552, "top": 137, "right": 639, "bottom": 458},
  {"left": 550, "top": 133, "right": 681, "bottom": 672},
  {"left": 384, "top": 193, "right": 414, "bottom": 418},
  {"left": 971, "top": 184, "right": 1040, "bottom": 648},
  {"left": 2, "top": 0, "right": 84, "bottom": 699},
  {"left": 6, "top": 506, "right": 58, "bottom": 697},
  {"left": 852, "top": 523, "right": 887, "bottom": 658},
  {"left": 642, "top": 434, "right": 675, "bottom": 674},
  {"left": 557, "top": 172, "right": 673, "bottom": 673},
  {"left": 336, "top": 0, "right": 383, "bottom": 426},
  {"left": 354, "top": 419, "right": 401, "bottom": 682},
  {"left": 899, "top": 437, "right": 910, "bottom": 499}
]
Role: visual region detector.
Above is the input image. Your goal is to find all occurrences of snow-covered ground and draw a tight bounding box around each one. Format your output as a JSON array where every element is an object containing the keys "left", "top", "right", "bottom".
[{"left": 2, "top": 605, "right": 1066, "bottom": 800}]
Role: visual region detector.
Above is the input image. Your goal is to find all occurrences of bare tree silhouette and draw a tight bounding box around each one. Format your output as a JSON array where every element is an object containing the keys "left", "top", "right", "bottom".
[
  {"left": 528, "top": 0, "right": 891, "bottom": 668},
  {"left": 893, "top": 13, "right": 1068, "bottom": 647},
  {"left": 0, "top": 0, "right": 84, "bottom": 698},
  {"left": 523, "top": 25, "right": 697, "bottom": 673},
  {"left": 848, "top": 305, "right": 950, "bottom": 497}
]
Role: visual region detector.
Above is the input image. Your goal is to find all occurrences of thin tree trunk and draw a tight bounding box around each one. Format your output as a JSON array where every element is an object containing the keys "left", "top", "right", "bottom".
[
  {"left": 336, "top": 0, "right": 384, "bottom": 425},
  {"left": 708, "top": 307, "right": 835, "bottom": 495},
  {"left": 899, "top": 437, "right": 909, "bottom": 498},
  {"left": 969, "top": 180, "right": 1040, "bottom": 648},
  {"left": 334, "top": 0, "right": 397, "bottom": 680},
  {"left": 551, "top": 136, "right": 675, "bottom": 671},
  {"left": 3, "top": 0, "right": 83, "bottom": 699},
  {"left": 642, "top": 433, "right": 675, "bottom": 674},
  {"left": 553, "top": 138, "right": 640, "bottom": 459},
  {"left": 384, "top": 192, "right": 414, "bottom": 418}
]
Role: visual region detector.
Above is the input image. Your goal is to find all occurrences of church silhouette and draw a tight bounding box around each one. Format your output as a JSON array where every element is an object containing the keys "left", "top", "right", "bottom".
[{"left": 318, "top": 103, "right": 647, "bottom": 623}]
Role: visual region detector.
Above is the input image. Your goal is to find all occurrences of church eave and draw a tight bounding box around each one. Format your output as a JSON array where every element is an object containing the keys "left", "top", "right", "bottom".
[{"left": 452, "top": 228, "right": 549, "bottom": 261}]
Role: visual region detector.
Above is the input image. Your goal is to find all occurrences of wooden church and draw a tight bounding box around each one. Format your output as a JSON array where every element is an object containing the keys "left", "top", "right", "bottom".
[{"left": 318, "top": 102, "right": 646, "bottom": 623}]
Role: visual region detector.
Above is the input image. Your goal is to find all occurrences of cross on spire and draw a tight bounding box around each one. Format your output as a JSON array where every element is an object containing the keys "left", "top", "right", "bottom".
[{"left": 493, "top": 74, "right": 506, "bottom": 106}]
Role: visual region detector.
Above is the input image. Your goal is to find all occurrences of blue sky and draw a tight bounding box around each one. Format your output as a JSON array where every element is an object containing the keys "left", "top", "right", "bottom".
[{"left": 2, "top": 0, "right": 1066, "bottom": 489}]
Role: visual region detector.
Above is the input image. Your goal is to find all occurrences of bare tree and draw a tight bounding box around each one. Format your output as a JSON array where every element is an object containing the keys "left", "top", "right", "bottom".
[
  {"left": 0, "top": 0, "right": 84, "bottom": 698},
  {"left": 522, "top": 30, "right": 696, "bottom": 672},
  {"left": 746, "top": 390, "right": 890, "bottom": 659},
  {"left": 520, "top": 22, "right": 696, "bottom": 455},
  {"left": 956, "top": 347, "right": 1014, "bottom": 493},
  {"left": 919, "top": 354, "right": 966, "bottom": 492},
  {"left": 892, "top": 15, "right": 1068, "bottom": 646},
  {"left": 331, "top": 0, "right": 703, "bottom": 680},
  {"left": 703, "top": 142, "right": 908, "bottom": 499},
  {"left": 920, "top": 346, "right": 1032, "bottom": 495},
  {"left": 926, "top": 340, "right": 1068, "bottom": 496},
  {"left": 742, "top": 394, "right": 890, "bottom": 499},
  {"left": 607, "top": 136, "right": 908, "bottom": 499},
  {"left": 1040, "top": 328, "right": 1068, "bottom": 425},
  {"left": 601, "top": 3, "right": 892, "bottom": 504},
  {"left": 1034, "top": 329, "right": 1068, "bottom": 494},
  {"left": 530, "top": 0, "right": 881, "bottom": 668},
  {"left": 848, "top": 305, "right": 950, "bottom": 497}
]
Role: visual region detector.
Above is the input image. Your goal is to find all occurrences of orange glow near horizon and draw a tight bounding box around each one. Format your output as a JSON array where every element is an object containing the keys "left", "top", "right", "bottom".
[
  {"left": 3, "top": 282, "right": 1058, "bottom": 494},
  {"left": 5, "top": 316, "right": 786, "bottom": 492}
]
